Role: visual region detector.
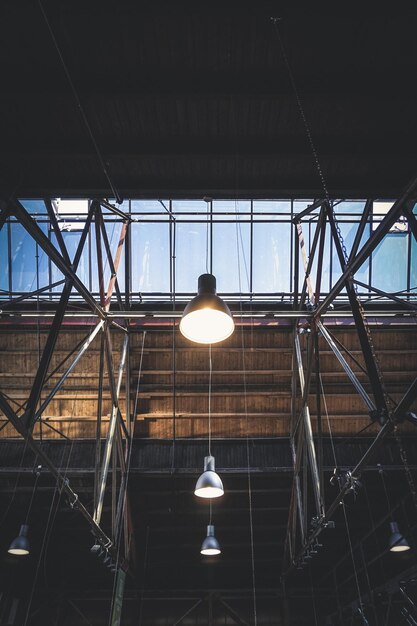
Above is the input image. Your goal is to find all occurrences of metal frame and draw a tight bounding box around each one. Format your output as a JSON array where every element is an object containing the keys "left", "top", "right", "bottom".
[
  {"left": 1, "top": 197, "right": 416, "bottom": 307},
  {"left": 0, "top": 198, "right": 133, "bottom": 569},
  {"left": 283, "top": 189, "right": 417, "bottom": 579},
  {"left": 0, "top": 192, "right": 416, "bottom": 584}
]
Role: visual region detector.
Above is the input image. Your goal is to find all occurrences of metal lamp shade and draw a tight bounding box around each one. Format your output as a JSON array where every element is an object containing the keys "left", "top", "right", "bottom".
[
  {"left": 194, "top": 456, "right": 224, "bottom": 499},
  {"left": 180, "top": 274, "right": 234, "bottom": 345},
  {"left": 200, "top": 525, "right": 221, "bottom": 555},
  {"left": 8, "top": 524, "right": 30, "bottom": 556},
  {"left": 389, "top": 521, "right": 410, "bottom": 552}
]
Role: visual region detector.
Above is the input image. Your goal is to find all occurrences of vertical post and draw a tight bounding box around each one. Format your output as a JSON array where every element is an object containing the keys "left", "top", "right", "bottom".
[{"left": 294, "top": 333, "right": 323, "bottom": 517}]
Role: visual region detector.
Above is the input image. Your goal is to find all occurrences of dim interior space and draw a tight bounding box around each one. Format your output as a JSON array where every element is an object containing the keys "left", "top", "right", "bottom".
[{"left": 0, "top": 3, "right": 417, "bottom": 625}]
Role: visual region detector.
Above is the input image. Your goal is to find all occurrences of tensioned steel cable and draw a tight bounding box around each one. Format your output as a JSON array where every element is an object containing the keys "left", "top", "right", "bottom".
[{"left": 37, "top": 1, "right": 122, "bottom": 204}]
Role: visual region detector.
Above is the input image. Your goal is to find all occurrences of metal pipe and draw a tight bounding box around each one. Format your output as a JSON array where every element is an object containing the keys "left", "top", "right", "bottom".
[
  {"left": 94, "top": 334, "right": 128, "bottom": 524},
  {"left": 294, "top": 333, "right": 323, "bottom": 516},
  {"left": 317, "top": 321, "right": 376, "bottom": 411},
  {"left": 33, "top": 321, "right": 105, "bottom": 420}
]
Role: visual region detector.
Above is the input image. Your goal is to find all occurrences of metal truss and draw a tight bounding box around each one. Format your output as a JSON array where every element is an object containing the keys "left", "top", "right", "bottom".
[
  {"left": 0, "top": 198, "right": 134, "bottom": 570},
  {"left": 283, "top": 176, "right": 417, "bottom": 578}
]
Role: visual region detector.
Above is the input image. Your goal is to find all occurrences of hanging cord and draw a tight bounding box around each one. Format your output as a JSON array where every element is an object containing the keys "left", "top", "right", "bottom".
[
  {"left": 272, "top": 17, "right": 390, "bottom": 414},
  {"left": 208, "top": 343, "right": 212, "bottom": 457},
  {"left": 394, "top": 424, "right": 417, "bottom": 510},
  {"left": 321, "top": 372, "right": 366, "bottom": 614},
  {"left": 235, "top": 201, "right": 258, "bottom": 626},
  {"left": 205, "top": 198, "right": 210, "bottom": 274},
  {"left": 0, "top": 437, "right": 30, "bottom": 526},
  {"left": 24, "top": 464, "right": 42, "bottom": 525},
  {"left": 22, "top": 471, "right": 62, "bottom": 626},
  {"left": 171, "top": 210, "right": 177, "bottom": 472},
  {"left": 319, "top": 372, "right": 337, "bottom": 468},
  {"left": 37, "top": 1, "right": 122, "bottom": 204},
  {"left": 309, "top": 567, "right": 319, "bottom": 626},
  {"left": 271, "top": 19, "right": 330, "bottom": 203},
  {"left": 378, "top": 465, "right": 394, "bottom": 518},
  {"left": 138, "top": 526, "right": 150, "bottom": 626},
  {"left": 209, "top": 499, "right": 212, "bottom": 525},
  {"left": 341, "top": 501, "right": 365, "bottom": 619}
]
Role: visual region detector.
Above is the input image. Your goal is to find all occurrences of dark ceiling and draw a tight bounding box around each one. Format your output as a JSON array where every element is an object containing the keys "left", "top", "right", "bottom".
[{"left": 1, "top": 2, "right": 417, "bottom": 198}]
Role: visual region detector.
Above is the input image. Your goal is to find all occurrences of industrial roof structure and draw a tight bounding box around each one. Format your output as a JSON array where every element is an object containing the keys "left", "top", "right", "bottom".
[{"left": 0, "top": 3, "right": 416, "bottom": 625}]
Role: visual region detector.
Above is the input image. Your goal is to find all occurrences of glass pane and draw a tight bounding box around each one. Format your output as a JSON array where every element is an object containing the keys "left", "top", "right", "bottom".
[
  {"left": 212, "top": 222, "right": 251, "bottom": 293},
  {"left": 20, "top": 199, "right": 47, "bottom": 214},
  {"left": 334, "top": 200, "right": 366, "bottom": 215},
  {"left": 175, "top": 222, "right": 209, "bottom": 293},
  {"left": 10, "top": 223, "right": 49, "bottom": 292},
  {"left": 293, "top": 200, "right": 316, "bottom": 216},
  {"left": 172, "top": 200, "right": 210, "bottom": 221},
  {"left": 372, "top": 234, "right": 408, "bottom": 294},
  {"left": 51, "top": 231, "right": 90, "bottom": 292},
  {"left": 90, "top": 222, "right": 126, "bottom": 294},
  {"left": 253, "top": 200, "right": 291, "bottom": 220},
  {"left": 213, "top": 200, "right": 250, "bottom": 217},
  {"left": 253, "top": 222, "right": 291, "bottom": 293},
  {"left": 131, "top": 222, "right": 170, "bottom": 292},
  {"left": 131, "top": 200, "right": 169, "bottom": 220},
  {"left": 332, "top": 222, "right": 370, "bottom": 290},
  {"left": 56, "top": 199, "right": 89, "bottom": 215},
  {"left": 0, "top": 226, "right": 9, "bottom": 292}
]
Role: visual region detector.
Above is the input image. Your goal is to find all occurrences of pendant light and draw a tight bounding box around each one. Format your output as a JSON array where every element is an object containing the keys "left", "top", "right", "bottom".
[
  {"left": 8, "top": 524, "right": 30, "bottom": 556},
  {"left": 200, "top": 524, "right": 221, "bottom": 556},
  {"left": 389, "top": 521, "right": 410, "bottom": 553},
  {"left": 180, "top": 274, "right": 234, "bottom": 345},
  {"left": 195, "top": 455, "right": 224, "bottom": 498},
  {"left": 378, "top": 465, "right": 411, "bottom": 554},
  {"left": 194, "top": 346, "right": 224, "bottom": 499},
  {"left": 7, "top": 465, "right": 41, "bottom": 557}
]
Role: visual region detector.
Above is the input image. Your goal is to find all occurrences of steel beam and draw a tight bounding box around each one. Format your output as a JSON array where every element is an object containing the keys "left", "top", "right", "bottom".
[
  {"left": 317, "top": 322, "right": 376, "bottom": 412},
  {"left": 325, "top": 203, "right": 388, "bottom": 420},
  {"left": 403, "top": 202, "right": 417, "bottom": 242},
  {"left": 0, "top": 280, "right": 66, "bottom": 308},
  {"left": 284, "top": 373, "right": 417, "bottom": 576},
  {"left": 353, "top": 279, "right": 417, "bottom": 311},
  {"left": 315, "top": 172, "right": 417, "bottom": 316},
  {"left": 94, "top": 334, "right": 128, "bottom": 524},
  {"left": 348, "top": 198, "right": 372, "bottom": 263},
  {"left": 23, "top": 205, "right": 95, "bottom": 428},
  {"left": 33, "top": 321, "right": 104, "bottom": 421},
  {"left": 4, "top": 198, "right": 105, "bottom": 318},
  {"left": 0, "top": 393, "right": 114, "bottom": 550},
  {"left": 216, "top": 595, "right": 252, "bottom": 626}
]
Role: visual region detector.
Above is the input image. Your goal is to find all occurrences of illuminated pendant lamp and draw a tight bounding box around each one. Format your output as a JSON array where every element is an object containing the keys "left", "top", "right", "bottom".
[
  {"left": 389, "top": 522, "right": 410, "bottom": 553},
  {"left": 8, "top": 524, "right": 30, "bottom": 556},
  {"left": 195, "top": 455, "right": 224, "bottom": 498},
  {"left": 200, "top": 524, "right": 221, "bottom": 556},
  {"left": 180, "top": 274, "right": 234, "bottom": 345}
]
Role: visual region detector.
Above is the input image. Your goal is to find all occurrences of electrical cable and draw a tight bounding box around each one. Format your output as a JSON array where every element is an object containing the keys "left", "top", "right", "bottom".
[
  {"left": 137, "top": 525, "right": 150, "bottom": 626},
  {"left": 319, "top": 372, "right": 337, "bottom": 468},
  {"left": 37, "top": 1, "right": 122, "bottom": 204},
  {"left": 235, "top": 200, "right": 258, "bottom": 626},
  {"left": 208, "top": 343, "right": 212, "bottom": 457},
  {"left": 272, "top": 19, "right": 330, "bottom": 205}
]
